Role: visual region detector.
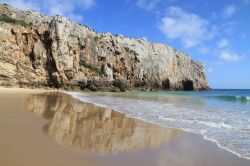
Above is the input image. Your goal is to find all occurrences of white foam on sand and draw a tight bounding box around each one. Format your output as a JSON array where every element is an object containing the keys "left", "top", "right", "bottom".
[{"left": 67, "top": 91, "right": 250, "bottom": 160}]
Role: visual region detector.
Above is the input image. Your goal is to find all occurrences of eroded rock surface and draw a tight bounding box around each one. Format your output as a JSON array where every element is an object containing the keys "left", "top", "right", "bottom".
[{"left": 0, "top": 4, "right": 210, "bottom": 91}]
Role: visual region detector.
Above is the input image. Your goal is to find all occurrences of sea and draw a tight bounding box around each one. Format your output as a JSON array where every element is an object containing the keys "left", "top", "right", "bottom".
[{"left": 68, "top": 89, "right": 250, "bottom": 159}]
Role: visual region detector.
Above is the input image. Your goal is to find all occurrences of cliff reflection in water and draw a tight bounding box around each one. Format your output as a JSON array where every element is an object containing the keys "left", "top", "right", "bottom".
[{"left": 23, "top": 92, "right": 182, "bottom": 155}]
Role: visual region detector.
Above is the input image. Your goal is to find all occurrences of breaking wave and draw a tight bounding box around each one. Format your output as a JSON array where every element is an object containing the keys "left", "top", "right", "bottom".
[{"left": 216, "top": 95, "right": 250, "bottom": 103}]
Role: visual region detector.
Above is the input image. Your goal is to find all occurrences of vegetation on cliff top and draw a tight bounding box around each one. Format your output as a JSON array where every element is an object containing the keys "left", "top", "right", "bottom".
[{"left": 0, "top": 14, "right": 29, "bottom": 26}]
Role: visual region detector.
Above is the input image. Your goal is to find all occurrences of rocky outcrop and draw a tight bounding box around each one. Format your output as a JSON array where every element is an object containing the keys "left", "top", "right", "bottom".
[{"left": 0, "top": 4, "right": 210, "bottom": 91}]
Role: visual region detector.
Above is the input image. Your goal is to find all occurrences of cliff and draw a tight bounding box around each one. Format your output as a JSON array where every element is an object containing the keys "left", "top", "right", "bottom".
[{"left": 0, "top": 4, "right": 210, "bottom": 91}]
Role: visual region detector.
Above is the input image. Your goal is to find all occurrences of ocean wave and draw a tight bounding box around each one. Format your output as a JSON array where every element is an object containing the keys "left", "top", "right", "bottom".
[
  {"left": 67, "top": 92, "right": 250, "bottom": 160},
  {"left": 158, "top": 117, "right": 234, "bottom": 130},
  {"left": 216, "top": 95, "right": 250, "bottom": 103}
]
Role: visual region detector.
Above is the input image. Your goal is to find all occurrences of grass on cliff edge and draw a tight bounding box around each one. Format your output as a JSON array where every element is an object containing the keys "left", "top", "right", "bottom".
[{"left": 0, "top": 14, "right": 30, "bottom": 26}]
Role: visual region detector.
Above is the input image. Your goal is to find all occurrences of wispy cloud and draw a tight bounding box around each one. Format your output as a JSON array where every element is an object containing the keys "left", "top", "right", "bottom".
[
  {"left": 198, "top": 46, "right": 211, "bottom": 55},
  {"left": 0, "top": 0, "right": 95, "bottom": 22},
  {"left": 159, "top": 6, "right": 214, "bottom": 48},
  {"left": 0, "top": 0, "right": 39, "bottom": 11},
  {"left": 222, "top": 5, "right": 236, "bottom": 18},
  {"left": 219, "top": 50, "right": 244, "bottom": 61},
  {"left": 216, "top": 38, "right": 244, "bottom": 62},
  {"left": 135, "top": 0, "right": 162, "bottom": 11},
  {"left": 217, "top": 38, "right": 229, "bottom": 49}
]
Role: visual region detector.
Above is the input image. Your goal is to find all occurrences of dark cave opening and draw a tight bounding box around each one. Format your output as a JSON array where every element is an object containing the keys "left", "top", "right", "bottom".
[{"left": 182, "top": 80, "right": 194, "bottom": 91}]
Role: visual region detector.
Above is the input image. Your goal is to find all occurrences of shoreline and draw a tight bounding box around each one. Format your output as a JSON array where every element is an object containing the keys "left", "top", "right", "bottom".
[
  {"left": 1, "top": 87, "right": 249, "bottom": 160},
  {"left": 0, "top": 87, "right": 250, "bottom": 166},
  {"left": 67, "top": 90, "right": 250, "bottom": 160}
]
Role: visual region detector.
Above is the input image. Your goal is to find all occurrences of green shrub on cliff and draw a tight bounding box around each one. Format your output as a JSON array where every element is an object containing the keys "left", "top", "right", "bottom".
[
  {"left": 2, "top": 3, "right": 10, "bottom": 6},
  {"left": 79, "top": 60, "right": 102, "bottom": 75},
  {"left": 0, "top": 14, "right": 29, "bottom": 26}
]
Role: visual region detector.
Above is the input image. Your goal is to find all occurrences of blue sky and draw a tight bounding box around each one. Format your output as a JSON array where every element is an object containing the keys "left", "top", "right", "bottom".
[{"left": 1, "top": 0, "right": 250, "bottom": 89}]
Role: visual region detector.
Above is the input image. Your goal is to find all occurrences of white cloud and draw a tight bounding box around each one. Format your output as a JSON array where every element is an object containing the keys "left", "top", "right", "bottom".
[
  {"left": 198, "top": 46, "right": 210, "bottom": 55},
  {"left": 217, "top": 38, "right": 229, "bottom": 48},
  {"left": 0, "top": 0, "right": 95, "bottom": 22},
  {"left": 223, "top": 5, "right": 236, "bottom": 18},
  {"left": 134, "top": 0, "right": 162, "bottom": 11},
  {"left": 219, "top": 50, "right": 244, "bottom": 61},
  {"left": 159, "top": 6, "right": 214, "bottom": 48},
  {"left": 216, "top": 39, "right": 244, "bottom": 62},
  {"left": 221, "top": 21, "right": 238, "bottom": 35},
  {"left": 0, "top": 0, "right": 40, "bottom": 11},
  {"left": 81, "top": 0, "right": 96, "bottom": 9}
]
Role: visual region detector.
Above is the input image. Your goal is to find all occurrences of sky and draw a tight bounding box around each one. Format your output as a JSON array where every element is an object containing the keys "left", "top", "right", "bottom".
[{"left": 1, "top": 0, "right": 250, "bottom": 89}]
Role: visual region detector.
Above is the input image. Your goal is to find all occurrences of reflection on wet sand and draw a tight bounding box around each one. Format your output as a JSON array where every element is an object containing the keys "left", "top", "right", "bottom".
[{"left": 23, "top": 92, "right": 182, "bottom": 155}]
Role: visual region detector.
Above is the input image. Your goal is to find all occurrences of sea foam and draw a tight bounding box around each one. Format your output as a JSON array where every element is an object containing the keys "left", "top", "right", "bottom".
[{"left": 67, "top": 91, "right": 250, "bottom": 160}]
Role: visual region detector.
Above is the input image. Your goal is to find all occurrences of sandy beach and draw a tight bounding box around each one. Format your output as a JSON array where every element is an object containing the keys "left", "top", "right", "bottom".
[{"left": 0, "top": 88, "right": 250, "bottom": 166}]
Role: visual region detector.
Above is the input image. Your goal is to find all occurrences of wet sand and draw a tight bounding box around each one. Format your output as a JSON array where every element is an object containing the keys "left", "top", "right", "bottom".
[{"left": 0, "top": 88, "right": 250, "bottom": 166}]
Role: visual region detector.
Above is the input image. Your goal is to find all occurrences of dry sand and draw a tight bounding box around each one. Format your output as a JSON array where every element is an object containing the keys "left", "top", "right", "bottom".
[{"left": 0, "top": 87, "right": 250, "bottom": 166}]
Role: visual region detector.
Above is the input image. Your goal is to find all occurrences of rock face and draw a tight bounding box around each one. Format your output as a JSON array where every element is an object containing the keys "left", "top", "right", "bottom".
[{"left": 0, "top": 4, "right": 210, "bottom": 91}]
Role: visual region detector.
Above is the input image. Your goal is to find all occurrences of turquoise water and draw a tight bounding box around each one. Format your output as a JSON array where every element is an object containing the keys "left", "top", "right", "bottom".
[{"left": 69, "top": 89, "right": 250, "bottom": 159}]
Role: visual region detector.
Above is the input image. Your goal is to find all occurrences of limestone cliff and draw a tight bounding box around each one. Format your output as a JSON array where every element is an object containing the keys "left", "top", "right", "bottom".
[{"left": 0, "top": 4, "right": 210, "bottom": 91}]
